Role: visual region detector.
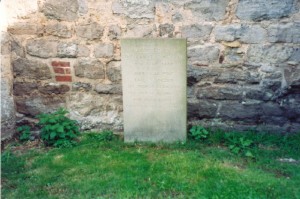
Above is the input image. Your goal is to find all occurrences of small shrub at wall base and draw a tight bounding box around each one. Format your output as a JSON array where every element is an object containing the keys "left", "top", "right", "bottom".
[
  {"left": 86, "top": 130, "right": 114, "bottom": 142},
  {"left": 37, "top": 108, "right": 80, "bottom": 148},
  {"left": 225, "top": 133, "right": 255, "bottom": 158},
  {"left": 189, "top": 125, "right": 209, "bottom": 140},
  {"left": 17, "top": 125, "right": 31, "bottom": 142}
]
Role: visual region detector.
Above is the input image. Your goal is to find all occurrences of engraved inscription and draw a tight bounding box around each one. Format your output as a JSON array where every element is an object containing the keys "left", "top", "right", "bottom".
[{"left": 121, "top": 39, "right": 187, "bottom": 142}]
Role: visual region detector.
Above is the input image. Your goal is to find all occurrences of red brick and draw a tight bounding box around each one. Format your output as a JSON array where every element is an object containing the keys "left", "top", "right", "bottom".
[
  {"left": 59, "top": 61, "right": 70, "bottom": 67},
  {"left": 55, "top": 76, "right": 72, "bottom": 82},
  {"left": 53, "top": 67, "right": 65, "bottom": 74},
  {"left": 52, "top": 61, "right": 70, "bottom": 67},
  {"left": 51, "top": 61, "right": 59, "bottom": 67},
  {"left": 65, "top": 68, "right": 71, "bottom": 74}
]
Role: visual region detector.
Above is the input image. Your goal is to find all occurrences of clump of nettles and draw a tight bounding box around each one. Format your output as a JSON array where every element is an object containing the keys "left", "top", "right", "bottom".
[{"left": 37, "top": 108, "right": 80, "bottom": 147}]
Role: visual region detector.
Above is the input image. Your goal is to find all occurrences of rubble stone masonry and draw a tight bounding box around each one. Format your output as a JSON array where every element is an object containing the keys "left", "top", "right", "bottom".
[{"left": 1, "top": 0, "right": 300, "bottom": 138}]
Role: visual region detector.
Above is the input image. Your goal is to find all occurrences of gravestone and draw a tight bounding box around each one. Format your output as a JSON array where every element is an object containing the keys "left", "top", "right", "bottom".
[{"left": 121, "top": 39, "right": 187, "bottom": 142}]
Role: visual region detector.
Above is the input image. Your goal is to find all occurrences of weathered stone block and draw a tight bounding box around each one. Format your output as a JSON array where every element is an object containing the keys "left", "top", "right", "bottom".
[
  {"left": 108, "top": 25, "right": 122, "bottom": 40},
  {"left": 188, "top": 45, "right": 220, "bottom": 64},
  {"left": 280, "top": 95, "right": 300, "bottom": 119},
  {"left": 289, "top": 47, "right": 300, "bottom": 63},
  {"left": 185, "top": 0, "right": 229, "bottom": 21},
  {"left": 196, "top": 86, "right": 243, "bottom": 100},
  {"left": 94, "top": 84, "right": 122, "bottom": 94},
  {"left": 38, "top": 83, "right": 70, "bottom": 95},
  {"left": 215, "top": 24, "right": 267, "bottom": 43},
  {"left": 188, "top": 99, "right": 218, "bottom": 119},
  {"left": 246, "top": 89, "right": 273, "bottom": 101},
  {"left": 74, "top": 58, "right": 105, "bottom": 79},
  {"left": 107, "top": 61, "right": 122, "bottom": 82},
  {"left": 284, "top": 67, "right": 300, "bottom": 89},
  {"left": 15, "top": 95, "right": 66, "bottom": 116},
  {"left": 219, "top": 101, "right": 262, "bottom": 121},
  {"left": 1, "top": 78, "right": 16, "bottom": 140},
  {"left": 12, "top": 58, "right": 51, "bottom": 80},
  {"left": 182, "top": 24, "right": 213, "bottom": 40},
  {"left": 7, "top": 23, "right": 38, "bottom": 35},
  {"left": 13, "top": 82, "right": 38, "bottom": 96},
  {"left": 187, "top": 65, "right": 218, "bottom": 86},
  {"left": 214, "top": 24, "right": 240, "bottom": 42},
  {"left": 214, "top": 70, "right": 249, "bottom": 84},
  {"left": 112, "top": 0, "right": 155, "bottom": 19},
  {"left": 68, "top": 92, "right": 123, "bottom": 130},
  {"left": 94, "top": 43, "right": 114, "bottom": 58},
  {"left": 42, "top": 0, "right": 79, "bottom": 21},
  {"left": 268, "top": 23, "right": 300, "bottom": 43},
  {"left": 1, "top": 33, "right": 11, "bottom": 55},
  {"left": 45, "top": 23, "right": 73, "bottom": 38},
  {"left": 76, "top": 22, "right": 104, "bottom": 40},
  {"left": 224, "top": 48, "right": 244, "bottom": 63},
  {"left": 26, "top": 39, "right": 58, "bottom": 58},
  {"left": 78, "top": 0, "right": 88, "bottom": 15},
  {"left": 57, "top": 43, "right": 78, "bottom": 58},
  {"left": 72, "top": 82, "right": 92, "bottom": 91},
  {"left": 239, "top": 25, "right": 267, "bottom": 44},
  {"left": 247, "top": 45, "right": 294, "bottom": 64},
  {"left": 11, "top": 39, "right": 25, "bottom": 58},
  {"left": 78, "top": 45, "right": 90, "bottom": 57},
  {"left": 172, "top": 12, "right": 183, "bottom": 22},
  {"left": 236, "top": 0, "right": 294, "bottom": 21},
  {"left": 261, "top": 102, "right": 284, "bottom": 116},
  {"left": 126, "top": 25, "right": 154, "bottom": 37},
  {"left": 159, "top": 23, "right": 175, "bottom": 37}
]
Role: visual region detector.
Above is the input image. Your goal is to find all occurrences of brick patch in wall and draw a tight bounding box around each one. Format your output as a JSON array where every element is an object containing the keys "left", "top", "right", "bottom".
[
  {"left": 55, "top": 76, "right": 72, "bottom": 82},
  {"left": 52, "top": 61, "right": 72, "bottom": 82}
]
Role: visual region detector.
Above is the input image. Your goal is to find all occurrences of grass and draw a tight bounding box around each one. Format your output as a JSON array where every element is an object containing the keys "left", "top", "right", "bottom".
[{"left": 1, "top": 131, "right": 300, "bottom": 199}]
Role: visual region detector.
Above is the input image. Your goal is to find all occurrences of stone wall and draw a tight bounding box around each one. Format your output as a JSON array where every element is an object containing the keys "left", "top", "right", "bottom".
[{"left": 1, "top": 0, "right": 300, "bottom": 136}]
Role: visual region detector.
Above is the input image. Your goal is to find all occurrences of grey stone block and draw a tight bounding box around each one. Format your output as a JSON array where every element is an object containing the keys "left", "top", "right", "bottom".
[
  {"left": 76, "top": 22, "right": 104, "bottom": 40},
  {"left": 74, "top": 58, "right": 105, "bottom": 79},
  {"left": 185, "top": 0, "right": 229, "bottom": 21},
  {"left": 77, "top": 45, "right": 90, "bottom": 57},
  {"left": 108, "top": 25, "right": 122, "bottom": 40},
  {"left": 268, "top": 23, "right": 300, "bottom": 43},
  {"left": 159, "top": 23, "right": 175, "bottom": 37},
  {"left": 188, "top": 45, "right": 220, "bottom": 64},
  {"left": 182, "top": 24, "right": 213, "bottom": 40},
  {"left": 26, "top": 39, "right": 58, "bottom": 58},
  {"left": 72, "top": 82, "right": 92, "bottom": 91},
  {"left": 42, "top": 0, "right": 79, "bottom": 21},
  {"left": 215, "top": 24, "right": 267, "bottom": 43},
  {"left": 57, "top": 43, "right": 78, "bottom": 58},
  {"left": 45, "top": 23, "right": 73, "bottom": 38},
  {"left": 1, "top": 78, "right": 16, "bottom": 140},
  {"left": 247, "top": 44, "right": 294, "bottom": 64},
  {"left": 94, "top": 43, "right": 114, "bottom": 58},
  {"left": 107, "top": 61, "right": 122, "bottom": 82},
  {"left": 112, "top": 0, "right": 155, "bottom": 19},
  {"left": 236, "top": 0, "right": 294, "bottom": 21},
  {"left": 94, "top": 84, "right": 122, "bottom": 94},
  {"left": 196, "top": 86, "right": 243, "bottom": 100},
  {"left": 12, "top": 58, "right": 52, "bottom": 80}
]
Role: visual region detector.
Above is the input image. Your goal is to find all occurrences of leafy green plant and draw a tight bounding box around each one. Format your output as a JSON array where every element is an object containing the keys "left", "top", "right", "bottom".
[
  {"left": 37, "top": 108, "right": 80, "bottom": 147},
  {"left": 1, "top": 150, "right": 12, "bottom": 163},
  {"left": 225, "top": 133, "right": 254, "bottom": 158},
  {"left": 189, "top": 126, "right": 209, "bottom": 141},
  {"left": 87, "top": 130, "right": 114, "bottom": 142},
  {"left": 17, "top": 125, "right": 31, "bottom": 141}
]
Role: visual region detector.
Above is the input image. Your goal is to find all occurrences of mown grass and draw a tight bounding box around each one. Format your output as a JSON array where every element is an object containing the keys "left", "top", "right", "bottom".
[{"left": 1, "top": 131, "right": 300, "bottom": 199}]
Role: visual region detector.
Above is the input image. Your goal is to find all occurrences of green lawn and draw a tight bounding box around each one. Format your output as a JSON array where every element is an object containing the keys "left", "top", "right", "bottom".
[{"left": 2, "top": 132, "right": 300, "bottom": 199}]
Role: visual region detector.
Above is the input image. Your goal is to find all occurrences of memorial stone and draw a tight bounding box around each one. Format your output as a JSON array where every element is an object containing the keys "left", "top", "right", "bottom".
[{"left": 121, "top": 39, "right": 187, "bottom": 142}]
